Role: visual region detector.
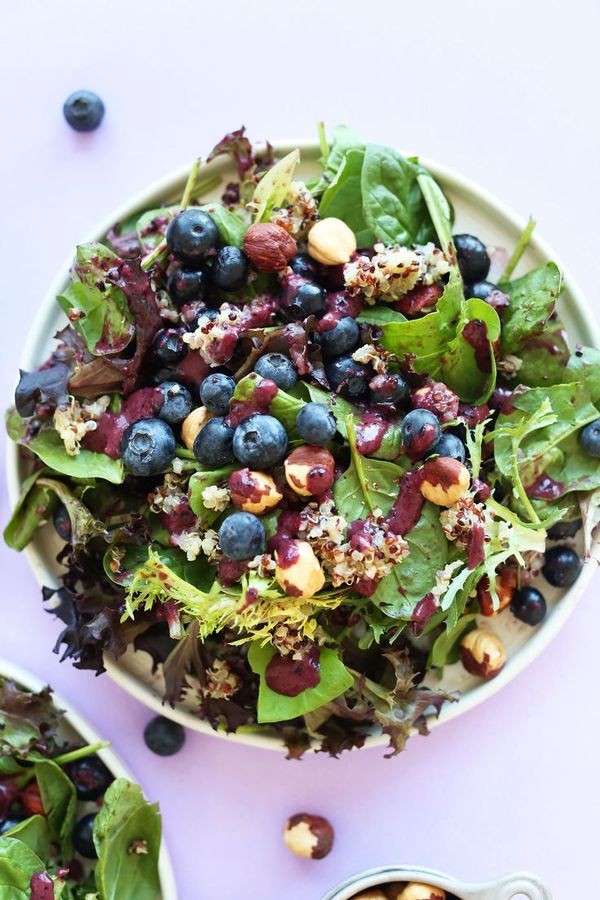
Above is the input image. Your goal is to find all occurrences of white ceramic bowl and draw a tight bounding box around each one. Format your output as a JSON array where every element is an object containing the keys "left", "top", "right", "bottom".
[
  {"left": 0, "top": 656, "right": 177, "bottom": 899},
  {"left": 321, "top": 865, "right": 551, "bottom": 900},
  {"left": 6, "top": 140, "right": 600, "bottom": 753}
]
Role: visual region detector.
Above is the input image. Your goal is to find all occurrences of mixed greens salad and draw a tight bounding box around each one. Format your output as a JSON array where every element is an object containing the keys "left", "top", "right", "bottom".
[
  {"left": 0, "top": 677, "right": 161, "bottom": 898},
  {"left": 5, "top": 125, "right": 600, "bottom": 757}
]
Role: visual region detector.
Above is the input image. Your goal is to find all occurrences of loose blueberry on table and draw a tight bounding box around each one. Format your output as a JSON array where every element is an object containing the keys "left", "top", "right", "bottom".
[{"left": 6, "top": 124, "right": 599, "bottom": 759}]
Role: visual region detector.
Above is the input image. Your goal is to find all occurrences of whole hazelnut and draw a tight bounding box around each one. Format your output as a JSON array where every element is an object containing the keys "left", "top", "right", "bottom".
[
  {"left": 275, "top": 539, "right": 325, "bottom": 598},
  {"left": 419, "top": 457, "right": 470, "bottom": 506},
  {"left": 21, "top": 782, "right": 44, "bottom": 816},
  {"left": 283, "top": 812, "right": 334, "bottom": 859},
  {"left": 307, "top": 217, "right": 357, "bottom": 265},
  {"left": 228, "top": 468, "right": 283, "bottom": 515},
  {"left": 411, "top": 381, "right": 460, "bottom": 423},
  {"left": 243, "top": 222, "right": 297, "bottom": 272},
  {"left": 397, "top": 883, "right": 446, "bottom": 900},
  {"left": 284, "top": 445, "right": 335, "bottom": 497},
  {"left": 460, "top": 628, "right": 506, "bottom": 680},
  {"left": 477, "top": 572, "right": 514, "bottom": 617},
  {"left": 353, "top": 892, "right": 388, "bottom": 900},
  {"left": 181, "top": 406, "right": 212, "bottom": 451}
]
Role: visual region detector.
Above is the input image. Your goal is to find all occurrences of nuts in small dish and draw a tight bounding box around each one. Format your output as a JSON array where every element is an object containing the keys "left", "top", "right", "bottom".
[
  {"left": 284, "top": 445, "right": 335, "bottom": 497},
  {"left": 181, "top": 406, "right": 212, "bottom": 450},
  {"left": 308, "top": 217, "right": 357, "bottom": 265},
  {"left": 243, "top": 222, "right": 297, "bottom": 272},
  {"left": 419, "top": 457, "right": 470, "bottom": 506},
  {"left": 283, "top": 812, "right": 334, "bottom": 859},
  {"left": 460, "top": 628, "right": 506, "bottom": 680},
  {"left": 397, "top": 883, "right": 446, "bottom": 900},
  {"left": 228, "top": 468, "right": 283, "bottom": 515},
  {"left": 275, "top": 539, "right": 325, "bottom": 598},
  {"left": 353, "top": 892, "right": 388, "bottom": 900}
]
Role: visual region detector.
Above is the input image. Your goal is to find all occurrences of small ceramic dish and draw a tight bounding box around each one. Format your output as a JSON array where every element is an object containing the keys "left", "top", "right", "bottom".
[
  {"left": 321, "top": 864, "right": 551, "bottom": 900},
  {"left": 6, "top": 140, "right": 599, "bottom": 752},
  {"left": 0, "top": 656, "right": 177, "bottom": 899}
]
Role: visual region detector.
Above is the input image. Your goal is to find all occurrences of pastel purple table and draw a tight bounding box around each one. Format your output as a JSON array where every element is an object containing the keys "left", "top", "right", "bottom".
[{"left": 1, "top": 3, "right": 599, "bottom": 897}]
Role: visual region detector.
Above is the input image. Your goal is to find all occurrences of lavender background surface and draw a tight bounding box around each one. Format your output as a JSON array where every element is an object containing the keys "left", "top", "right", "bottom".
[{"left": 1, "top": 2, "right": 599, "bottom": 898}]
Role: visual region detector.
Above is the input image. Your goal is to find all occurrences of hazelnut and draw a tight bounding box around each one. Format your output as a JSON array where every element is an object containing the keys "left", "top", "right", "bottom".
[
  {"left": 181, "top": 406, "right": 212, "bottom": 450},
  {"left": 477, "top": 572, "right": 514, "bottom": 617},
  {"left": 397, "top": 884, "right": 446, "bottom": 900},
  {"left": 353, "top": 893, "right": 388, "bottom": 900},
  {"left": 460, "top": 628, "right": 506, "bottom": 680},
  {"left": 411, "top": 381, "right": 460, "bottom": 423},
  {"left": 283, "top": 812, "right": 334, "bottom": 859},
  {"left": 21, "top": 782, "right": 44, "bottom": 816},
  {"left": 419, "top": 457, "right": 470, "bottom": 506},
  {"left": 243, "top": 222, "right": 297, "bottom": 272},
  {"left": 307, "top": 217, "right": 357, "bottom": 265},
  {"left": 275, "top": 539, "right": 325, "bottom": 598},
  {"left": 284, "top": 445, "right": 335, "bottom": 497},
  {"left": 228, "top": 468, "right": 283, "bottom": 515}
]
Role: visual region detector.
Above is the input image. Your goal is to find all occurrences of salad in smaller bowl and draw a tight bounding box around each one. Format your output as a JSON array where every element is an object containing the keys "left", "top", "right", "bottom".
[
  {"left": 0, "top": 659, "right": 173, "bottom": 898},
  {"left": 5, "top": 126, "right": 600, "bottom": 757}
]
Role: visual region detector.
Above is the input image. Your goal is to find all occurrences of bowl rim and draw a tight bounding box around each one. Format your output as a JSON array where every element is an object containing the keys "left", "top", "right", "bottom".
[
  {"left": 6, "top": 138, "right": 600, "bottom": 754},
  {"left": 0, "top": 655, "right": 178, "bottom": 899}
]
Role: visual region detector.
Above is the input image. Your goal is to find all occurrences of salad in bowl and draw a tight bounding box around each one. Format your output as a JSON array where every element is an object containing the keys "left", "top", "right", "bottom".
[{"left": 5, "top": 126, "right": 600, "bottom": 757}]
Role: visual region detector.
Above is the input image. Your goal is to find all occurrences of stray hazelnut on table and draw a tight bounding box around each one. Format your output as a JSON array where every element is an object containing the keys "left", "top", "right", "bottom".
[
  {"left": 308, "top": 217, "right": 357, "bottom": 265},
  {"left": 419, "top": 456, "right": 470, "bottom": 506},
  {"left": 243, "top": 222, "right": 297, "bottom": 272},
  {"left": 460, "top": 628, "right": 506, "bottom": 680},
  {"left": 284, "top": 445, "right": 335, "bottom": 497},
  {"left": 283, "top": 812, "right": 334, "bottom": 859},
  {"left": 181, "top": 406, "right": 212, "bottom": 450},
  {"left": 228, "top": 468, "right": 283, "bottom": 515},
  {"left": 275, "top": 539, "right": 325, "bottom": 598},
  {"left": 396, "top": 883, "right": 446, "bottom": 900}
]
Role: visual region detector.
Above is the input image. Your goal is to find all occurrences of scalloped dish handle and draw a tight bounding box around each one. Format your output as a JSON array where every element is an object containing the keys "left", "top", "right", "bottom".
[{"left": 471, "top": 871, "right": 552, "bottom": 900}]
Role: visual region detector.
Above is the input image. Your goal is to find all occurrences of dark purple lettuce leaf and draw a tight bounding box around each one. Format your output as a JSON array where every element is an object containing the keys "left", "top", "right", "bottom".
[
  {"left": 15, "top": 364, "right": 71, "bottom": 417},
  {"left": 0, "top": 679, "right": 62, "bottom": 755}
]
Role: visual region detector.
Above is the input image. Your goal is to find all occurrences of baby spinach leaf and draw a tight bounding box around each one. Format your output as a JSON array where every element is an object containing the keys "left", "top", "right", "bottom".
[
  {"left": 57, "top": 283, "right": 106, "bottom": 351},
  {"left": 3, "top": 816, "right": 51, "bottom": 861},
  {"left": 499, "top": 262, "right": 562, "bottom": 353},
  {"left": 523, "top": 430, "right": 600, "bottom": 497},
  {"left": 370, "top": 504, "right": 449, "bottom": 618},
  {"left": 356, "top": 307, "right": 407, "bottom": 325},
  {"left": 311, "top": 124, "right": 365, "bottom": 196},
  {"left": 438, "top": 298, "right": 501, "bottom": 403},
  {"left": 318, "top": 149, "right": 374, "bottom": 246},
  {"left": 429, "top": 613, "right": 478, "bottom": 669},
  {"left": 0, "top": 836, "right": 46, "bottom": 897},
  {"left": 333, "top": 426, "right": 405, "bottom": 520},
  {"left": 199, "top": 203, "right": 247, "bottom": 248},
  {"left": 247, "top": 643, "right": 353, "bottom": 724},
  {"left": 105, "top": 542, "right": 214, "bottom": 593},
  {"left": 8, "top": 419, "right": 124, "bottom": 484},
  {"left": 252, "top": 149, "right": 300, "bottom": 222},
  {"left": 3, "top": 472, "right": 57, "bottom": 552},
  {"left": 361, "top": 145, "right": 435, "bottom": 246},
  {"left": 564, "top": 345, "right": 600, "bottom": 403},
  {"left": 512, "top": 317, "right": 570, "bottom": 387},
  {"left": 34, "top": 759, "right": 76, "bottom": 856},
  {"left": 94, "top": 779, "right": 161, "bottom": 900},
  {"left": 0, "top": 680, "right": 61, "bottom": 757},
  {"left": 188, "top": 465, "right": 237, "bottom": 523},
  {"left": 233, "top": 373, "right": 304, "bottom": 432}
]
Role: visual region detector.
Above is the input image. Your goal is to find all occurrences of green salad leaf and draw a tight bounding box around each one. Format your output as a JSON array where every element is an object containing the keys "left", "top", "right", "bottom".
[
  {"left": 565, "top": 346, "right": 600, "bottom": 403},
  {"left": 334, "top": 454, "right": 405, "bottom": 521},
  {"left": 34, "top": 759, "right": 77, "bottom": 856},
  {"left": 188, "top": 465, "right": 237, "bottom": 523},
  {"left": 0, "top": 837, "right": 50, "bottom": 898},
  {"left": 319, "top": 148, "right": 374, "bottom": 246},
  {"left": 499, "top": 262, "right": 562, "bottom": 353},
  {"left": 3, "top": 472, "right": 57, "bottom": 552},
  {"left": 2, "top": 816, "right": 51, "bottom": 861},
  {"left": 247, "top": 643, "right": 353, "bottom": 723},
  {"left": 311, "top": 124, "right": 365, "bottom": 196},
  {"left": 252, "top": 149, "right": 300, "bottom": 222}
]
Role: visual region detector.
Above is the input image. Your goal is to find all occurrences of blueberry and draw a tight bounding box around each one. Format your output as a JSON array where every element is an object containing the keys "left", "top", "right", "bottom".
[
  {"left": 193, "top": 417, "right": 235, "bottom": 466},
  {"left": 68, "top": 756, "right": 113, "bottom": 801},
  {"left": 121, "top": 419, "right": 176, "bottom": 476},
  {"left": 510, "top": 586, "right": 547, "bottom": 626},
  {"left": 428, "top": 432, "right": 466, "bottom": 463},
  {"left": 254, "top": 353, "right": 297, "bottom": 390},
  {"left": 453, "top": 234, "right": 490, "bottom": 283},
  {"left": 166, "top": 209, "right": 219, "bottom": 263},
  {"left": 579, "top": 418, "right": 600, "bottom": 458},
  {"left": 542, "top": 545, "right": 582, "bottom": 587},
  {"left": 318, "top": 317, "right": 360, "bottom": 358},
  {"left": 369, "top": 374, "right": 409, "bottom": 406},
  {"left": 211, "top": 246, "right": 249, "bottom": 292},
  {"left": 152, "top": 328, "right": 186, "bottom": 364},
  {"left": 289, "top": 254, "right": 316, "bottom": 279},
  {"left": 233, "top": 415, "right": 288, "bottom": 468},
  {"left": 199, "top": 373, "right": 236, "bottom": 415},
  {"left": 63, "top": 90, "right": 105, "bottom": 132},
  {"left": 53, "top": 503, "right": 72, "bottom": 541},
  {"left": 401, "top": 409, "right": 441, "bottom": 459},
  {"left": 296, "top": 403, "right": 337, "bottom": 445},
  {"left": 325, "top": 355, "right": 370, "bottom": 400},
  {"left": 282, "top": 281, "right": 326, "bottom": 320},
  {"left": 547, "top": 518, "right": 582, "bottom": 540},
  {"left": 219, "top": 511, "right": 266, "bottom": 560},
  {"left": 167, "top": 267, "right": 206, "bottom": 307},
  {"left": 73, "top": 814, "right": 97, "bottom": 859},
  {"left": 159, "top": 382, "right": 193, "bottom": 424},
  {"left": 465, "top": 280, "right": 498, "bottom": 301},
  {"left": 143, "top": 716, "right": 186, "bottom": 756}
]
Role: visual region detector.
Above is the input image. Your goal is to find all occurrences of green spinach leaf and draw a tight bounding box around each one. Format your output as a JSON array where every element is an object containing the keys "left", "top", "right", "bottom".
[
  {"left": 0, "top": 837, "right": 47, "bottom": 897},
  {"left": 356, "top": 307, "right": 407, "bottom": 325},
  {"left": 188, "top": 466, "right": 237, "bottom": 523},
  {"left": 252, "top": 149, "right": 300, "bottom": 222},
  {"left": 3, "top": 472, "right": 57, "bottom": 551},
  {"left": 2, "top": 816, "right": 51, "bottom": 861},
  {"left": 318, "top": 148, "right": 374, "bottom": 246},
  {"left": 564, "top": 345, "right": 600, "bottom": 403},
  {"left": 438, "top": 297, "right": 501, "bottom": 403},
  {"left": 499, "top": 262, "right": 562, "bottom": 353},
  {"left": 35, "top": 759, "right": 77, "bottom": 856}
]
